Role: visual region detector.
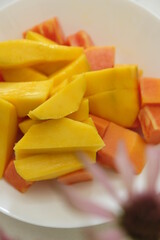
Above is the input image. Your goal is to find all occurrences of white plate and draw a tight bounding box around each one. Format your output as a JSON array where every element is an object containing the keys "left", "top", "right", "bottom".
[{"left": 0, "top": 0, "right": 160, "bottom": 228}]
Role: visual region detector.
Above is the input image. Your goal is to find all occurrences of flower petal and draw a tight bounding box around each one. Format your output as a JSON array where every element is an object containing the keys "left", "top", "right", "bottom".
[
  {"left": 86, "top": 227, "right": 125, "bottom": 240},
  {"left": 59, "top": 183, "right": 115, "bottom": 220},
  {"left": 146, "top": 144, "right": 160, "bottom": 192},
  {"left": 115, "top": 141, "right": 135, "bottom": 198},
  {"left": 0, "top": 229, "right": 14, "bottom": 240},
  {"left": 76, "top": 151, "right": 121, "bottom": 204}
]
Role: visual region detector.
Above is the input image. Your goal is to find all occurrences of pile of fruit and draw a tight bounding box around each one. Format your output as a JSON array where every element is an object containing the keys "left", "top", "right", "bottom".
[{"left": 0, "top": 17, "right": 159, "bottom": 193}]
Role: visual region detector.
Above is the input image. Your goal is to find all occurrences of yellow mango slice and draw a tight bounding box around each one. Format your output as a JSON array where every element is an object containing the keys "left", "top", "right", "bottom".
[
  {"left": 0, "top": 98, "right": 17, "bottom": 178},
  {"left": 50, "top": 79, "right": 68, "bottom": 96},
  {"left": 88, "top": 89, "right": 139, "bottom": 127},
  {"left": 50, "top": 54, "right": 90, "bottom": 86},
  {"left": 25, "top": 33, "right": 70, "bottom": 76},
  {"left": 14, "top": 151, "right": 96, "bottom": 181},
  {"left": 83, "top": 117, "right": 96, "bottom": 127},
  {"left": 28, "top": 75, "right": 86, "bottom": 120},
  {"left": 84, "top": 65, "right": 138, "bottom": 97},
  {"left": 68, "top": 98, "right": 89, "bottom": 121},
  {"left": 25, "top": 31, "right": 57, "bottom": 45},
  {"left": 115, "top": 64, "right": 143, "bottom": 78},
  {"left": 0, "top": 40, "right": 83, "bottom": 69},
  {"left": 14, "top": 118, "right": 104, "bottom": 159},
  {"left": 19, "top": 119, "right": 40, "bottom": 134},
  {"left": 0, "top": 80, "right": 53, "bottom": 117},
  {"left": 1, "top": 67, "right": 47, "bottom": 82},
  {"left": 34, "top": 61, "right": 69, "bottom": 76}
]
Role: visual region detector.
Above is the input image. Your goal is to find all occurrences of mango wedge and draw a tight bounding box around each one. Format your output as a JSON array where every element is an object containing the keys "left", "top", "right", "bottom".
[
  {"left": 50, "top": 79, "right": 68, "bottom": 96},
  {"left": 25, "top": 31, "right": 57, "bottom": 45},
  {"left": 0, "top": 40, "right": 83, "bottom": 69},
  {"left": 89, "top": 89, "right": 139, "bottom": 127},
  {"left": 26, "top": 33, "right": 70, "bottom": 76},
  {"left": 50, "top": 54, "right": 90, "bottom": 86},
  {"left": 28, "top": 75, "right": 86, "bottom": 120},
  {"left": 14, "top": 151, "right": 96, "bottom": 181},
  {"left": 84, "top": 65, "right": 138, "bottom": 97},
  {"left": 14, "top": 118, "right": 104, "bottom": 159},
  {"left": 33, "top": 61, "right": 71, "bottom": 77},
  {"left": 0, "top": 80, "right": 53, "bottom": 117},
  {"left": 83, "top": 117, "right": 96, "bottom": 127},
  {"left": 19, "top": 119, "right": 40, "bottom": 134},
  {"left": 34, "top": 61, "right": 69, "bottom": 76},
  {"left": 68, "top": 98, "right": 89, "bottom": 121},
  {"left": 0, "top": 98, "right": 17, "bottom": 178},
  {"left": 1, "top": 67, "right": 47, "bottom": 82}
]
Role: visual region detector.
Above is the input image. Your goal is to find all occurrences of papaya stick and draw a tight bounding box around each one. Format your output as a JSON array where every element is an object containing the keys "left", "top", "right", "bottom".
[
  {"left": 23, "top": 17, "right": 65, "bottom": 44},
  {"left": 139, "top": 105, "right": 160, "bottom": 144},
  {"left": 90, "top": 114, "right": 109, "bottom": 138},
  {"left": 140, "top": 78, "right": 160, "bottom": 106},
  {"left": 57, "top": 169, "right": 93, "bottom": 185},
  {"left": 85, "top": 46, "right": 115, "bottom": 70},
  {"left": 4, "top": 160, "right": 33, "bottom": 193},
  {"left": 97, "top": 122, "right": 146, "bottom": 174},
  {"left": 66, "top": 30, "right": 94, "bottom": 48}
]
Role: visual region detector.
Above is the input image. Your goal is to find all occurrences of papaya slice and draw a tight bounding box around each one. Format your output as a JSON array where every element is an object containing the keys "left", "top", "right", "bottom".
[
  {"left": 98, "top": 122, "right": 146, "bottom": 174},
  {"left": 23, "top": 17, "right": 65, "bottom": 44},
  {"left": 139, "top": 105, "right": 160, "bottom": 144},
  {"left": 66, "top": 30, "right": 94, "bottom": 48},
  {"left": 85, "top": 46, "right": 115, "bottom": 70}
]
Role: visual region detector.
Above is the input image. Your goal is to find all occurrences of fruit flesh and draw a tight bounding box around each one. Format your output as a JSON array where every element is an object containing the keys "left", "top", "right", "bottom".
[
  {"left": 14, "top": 118, "right": 105, "bottom": 159},
  {"left": 0, "top": 98, "right": 17, "bottom": 178}
]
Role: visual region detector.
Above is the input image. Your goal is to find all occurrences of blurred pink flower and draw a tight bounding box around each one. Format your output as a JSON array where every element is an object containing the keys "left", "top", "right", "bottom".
[
  {"left": 0, "top": 229, "right": 17, "bottom": 240},
  {"left": 61, "top": 142, "right": 160, "bottom": 240}
]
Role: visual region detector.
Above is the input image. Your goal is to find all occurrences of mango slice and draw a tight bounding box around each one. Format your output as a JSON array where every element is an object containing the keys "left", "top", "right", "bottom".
[
  {"left": 84, "top": 65, "right": 138, "bottom": 97},
  {"left": 83, "top": 117, "right": 96, "bottom": 127},
  {"left": 0, "top": 98, "right": 17, "bottom": 178},
  {"left": 28, "top": 75, "right": 86, "bottom": 120},
  {"left": 50, "top": 79, "right": 68, "bottom": 96},
  {"left": 0, "top": 80, "right": 53, "bottom": 117},
  {"left": 14, "top": 151, "right": 96, "bottom": 181},
  {"left": 19, "top": 119, "right": 40, "bottom": 134},
  {"left": 1, "top": 67, "right": 47, "bottom": 82},
  {"left": 14, "top": 152, "right": 96, "bottom": 181},
  {"left": 88, "top": 89, "right": 139, "bottom": 127},
  {"left": 50, "top": 54, "right": 90, "bottom": 86},
  {"left": 34, "top": 61, "right": 69, "bottom": 76},
  {"left": 68, "top": 98, "right": 89, "bottom": 121},
  {"left": 25, "top": 31, "right": 57, "bottom": 45},
  {"left": 26, "top": 33, "right": 70, "bottom": 76},
  {"left": 14, "top": 118, "right": 104, "bottom": 159},
  {"left": 0, "top": 40, "right": 83, "bottom": 69}
]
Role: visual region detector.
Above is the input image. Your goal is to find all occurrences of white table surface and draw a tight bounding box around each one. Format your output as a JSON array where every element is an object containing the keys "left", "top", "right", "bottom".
[{"left": 0, "top": 0, "right": 159, "bottom": 239}]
